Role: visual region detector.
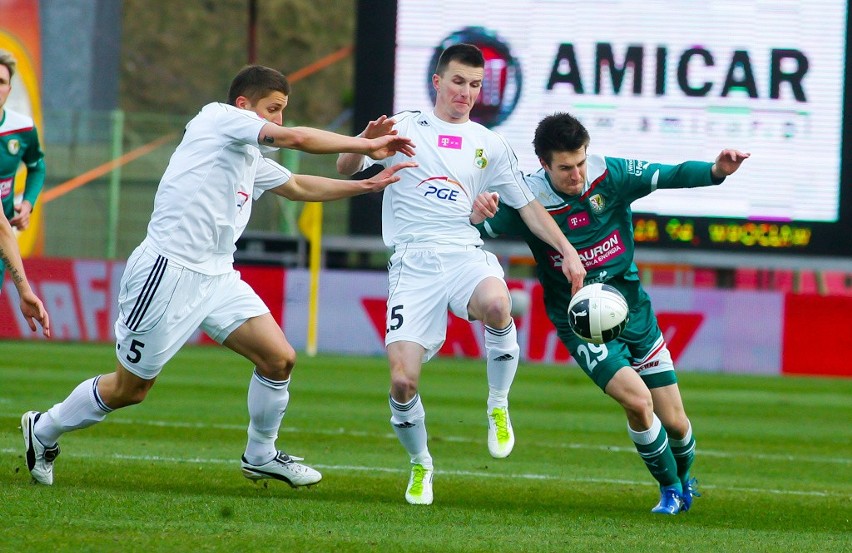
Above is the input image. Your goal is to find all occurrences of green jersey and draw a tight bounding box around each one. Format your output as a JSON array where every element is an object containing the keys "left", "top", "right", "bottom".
[
  {"left": 0, "top": 107, "right": 45, "bottom": 219},
  {"left": 480, "top": 153, "right": 721, "bottom": 331}
]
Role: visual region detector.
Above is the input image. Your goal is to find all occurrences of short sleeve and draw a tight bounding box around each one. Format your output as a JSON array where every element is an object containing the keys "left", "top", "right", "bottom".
[{"left": 253, "top": 157, "right": 293, "bottom": 199}]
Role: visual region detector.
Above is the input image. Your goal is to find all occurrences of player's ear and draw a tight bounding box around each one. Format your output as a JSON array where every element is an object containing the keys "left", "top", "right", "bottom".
[
  {"left": 432, "top": 73, "right": 440, "bottom": 91},
  {"left": 234, "top": 95, "right": 251, "bottom": 110}
]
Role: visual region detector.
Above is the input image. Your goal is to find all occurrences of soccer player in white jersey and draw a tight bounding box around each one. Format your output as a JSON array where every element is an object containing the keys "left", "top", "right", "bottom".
[
  {"left": 337, "top": 44, "right": 586, "bottom": 505},
  {"left": 21, "top": 65, "right": 416, "bottom": 488}
]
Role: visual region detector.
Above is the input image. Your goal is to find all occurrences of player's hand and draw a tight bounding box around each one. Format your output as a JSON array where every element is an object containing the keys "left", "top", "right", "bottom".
[
  {"left": 366, "top": 134, "right": 416, "bottom": 160},
  {"left": 712, "top": 149, "right": 751, "bottom": 178},
  {"left": 9, "top": 200, "right": 33, "bottom": 230},
  {"left": 359, "top": 161, "right": 418, "bottom": 192},
  {"left": 362, "top": 115, "right": 397, "bottom": 139},
  {"left": 19, "top": 290, "right": 50, "bottom": 337},
  {"left": 560, "top": 247, "right": 587, "bottom": 296},
  {"left": 470, "top": 192, "right": 499, "bottom": 225}
]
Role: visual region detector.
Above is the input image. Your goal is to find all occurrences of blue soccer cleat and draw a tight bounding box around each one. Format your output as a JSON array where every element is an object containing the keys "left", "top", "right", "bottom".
[
  {"left": 651, "top": 484, "right": 684, "bottom": 515},
  {"left": 681, "top": 477, "right": 701, "bottom": 511}
]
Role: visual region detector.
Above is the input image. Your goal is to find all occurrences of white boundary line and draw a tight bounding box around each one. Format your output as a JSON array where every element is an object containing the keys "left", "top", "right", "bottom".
[
  {"left": 94, "top": 417, "right": 852, "bottom": 465},
  {"left": 0, "top": 446, "right": 842, "bottom": 498},
  {"left": 3, "top": 413, "right": 849, "bottom": 465}
]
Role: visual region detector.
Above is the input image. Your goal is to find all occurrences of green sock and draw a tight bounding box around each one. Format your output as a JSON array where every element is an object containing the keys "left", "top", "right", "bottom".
[
  {"left": 669, "top": 421, "right": 696, "bottom": 482},
  {"left": 628, "top": 415, "right": 681, "bottom": 490}
]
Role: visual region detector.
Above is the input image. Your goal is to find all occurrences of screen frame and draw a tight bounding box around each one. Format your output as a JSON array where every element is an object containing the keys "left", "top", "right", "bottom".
[{"left": 352, "top": 0, "right": 852, "bottom": 262}]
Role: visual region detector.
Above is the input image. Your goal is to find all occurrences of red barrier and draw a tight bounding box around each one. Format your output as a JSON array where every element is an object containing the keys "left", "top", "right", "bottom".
[{"left": 782, "top": 294, "right": 852, "bottom": 377}]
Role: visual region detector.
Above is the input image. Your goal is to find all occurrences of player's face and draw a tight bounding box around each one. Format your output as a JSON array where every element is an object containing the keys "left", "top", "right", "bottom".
[
  {"left": 542, "top": 148, "right": 587, "bottom": 196},
  {"left": 0, "top": 65, "right": 11, "bottom": 110},
  {"left": 240, "top": 91, "right": 289, "bottom": 125},
  {"left": 432, "top": 61, "right": 483, "bottom": 123}
]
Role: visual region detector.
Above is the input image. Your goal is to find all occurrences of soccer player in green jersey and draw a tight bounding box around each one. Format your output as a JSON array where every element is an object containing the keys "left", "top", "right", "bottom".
[
  {"left": 0, "top": 49, "right": 46, "bottom": 286},
  {"left": 472, "top": 112, "right": 749, "bottom": 514}
]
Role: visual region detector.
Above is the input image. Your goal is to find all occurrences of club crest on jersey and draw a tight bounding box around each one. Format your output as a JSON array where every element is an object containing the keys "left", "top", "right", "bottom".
[
  {"left": 474, "top": 148, "right": 487, "bottom": 169},
  {"left": 6, "top": 139, "right": 20, "bottom": 155},
  {"left": 588, "top": 194, "right": 606, "bottom": 214}
]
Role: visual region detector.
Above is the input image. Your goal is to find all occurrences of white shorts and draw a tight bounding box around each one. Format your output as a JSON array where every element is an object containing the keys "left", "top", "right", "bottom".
[
  {"left": 114, "top": 245, "right": 269, "bottom": 379},
  {"left": 385, "top": 244, "right": 505, "bottom": 362}
]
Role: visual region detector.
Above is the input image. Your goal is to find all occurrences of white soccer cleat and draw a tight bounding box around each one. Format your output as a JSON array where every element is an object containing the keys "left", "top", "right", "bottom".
[
  {"left": 487, "top": 406, "right": 515, "bottom": 458},
  {"left": 405, "top": 463, "right": 433, "bottom": 505},
  {"left": 21, "top": 411, "right": 60, "bottom": 485},
  {"left": 240, "top": 451, "right": 322, "bottom": 488}
]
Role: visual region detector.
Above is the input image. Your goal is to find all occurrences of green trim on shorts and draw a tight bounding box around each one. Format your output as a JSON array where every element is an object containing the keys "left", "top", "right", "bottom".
[{"left": 641, "top": 370, "right": 678, "bottom": 389}]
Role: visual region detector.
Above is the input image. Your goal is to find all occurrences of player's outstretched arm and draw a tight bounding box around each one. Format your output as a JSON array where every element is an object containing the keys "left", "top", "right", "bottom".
[
  {"left": 518, "top": 200, "right": 586, "bottom": 294},
  {"left": 0, "top": 217, "right": 50, "bottom": 336},
  {"left": 272, "top": 161, "right": 418, "bottom": 202},
  {"left": 337, "top": 116, "right": 400, "bottom": 175},
  {"left": 259, "top": 121, "right": 415, "bottom": 160},
  {"left": 711, "top": 149, "right": 751, "bottom": 179}
]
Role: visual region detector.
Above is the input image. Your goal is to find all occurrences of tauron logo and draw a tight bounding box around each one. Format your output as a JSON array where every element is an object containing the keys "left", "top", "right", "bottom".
[{"left": 428, "top": 26, "right": 522, "bottom": 129}]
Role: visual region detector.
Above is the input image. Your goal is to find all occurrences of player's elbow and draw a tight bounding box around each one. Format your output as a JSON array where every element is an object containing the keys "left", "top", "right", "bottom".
[{"left": 336, "top": 156, "right": 356, "bottom": 176}]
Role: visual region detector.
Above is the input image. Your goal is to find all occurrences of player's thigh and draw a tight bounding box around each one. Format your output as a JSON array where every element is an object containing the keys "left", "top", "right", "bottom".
[
  {"left": 222, "top": 313, "right": 294, "bottom": 376},
  {"left": 559, "top": 329, "right": 633, "bottom": 391},
  {"left": 200, "top": 273, "right": 270, "bottom": 344},
  {"left": 650, "top": 383, "right": 689, "bottom": 433},
  {"left": 386, "top": 250, "right": 449, "bottom": 360},
  {"left": 114, "top": 247, "right": 209, "bottom": 378},
  {"left": 446, "top": 249, "right": 506, "bottom": 321},
  {"left": 619, "top": 293, "right": 678, "bottom": 388}
]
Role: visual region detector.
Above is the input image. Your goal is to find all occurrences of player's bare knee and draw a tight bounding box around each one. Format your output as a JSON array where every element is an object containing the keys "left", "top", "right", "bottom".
[
  {"left": 111, "top": 382, "right": 151, "bottom": 408},
  {"left": 389, "top": 375, "right": 417, "bottom": 401},
  {"left": 663, "top": 414, "right": 691, "bottom": 438},
  {"left": 479, "top": 294, "right": 512, "bottom": 326},
  {"left": 257, "top": 346, "right": 296, "bottom": 381},
  {"left": 619, "top": 389, "right": 654, "bottom": 421}
]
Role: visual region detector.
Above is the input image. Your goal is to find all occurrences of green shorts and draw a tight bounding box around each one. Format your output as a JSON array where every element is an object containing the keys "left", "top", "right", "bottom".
[{"left": 556, "top": 285, "right": 678, "bottom": 392}]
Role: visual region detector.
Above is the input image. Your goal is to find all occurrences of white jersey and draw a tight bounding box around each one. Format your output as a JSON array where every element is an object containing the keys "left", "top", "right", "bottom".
[
  {"left": 143, "top": 103, "right": 292, "bottom": 274},
  {"left": 362, "top": 110, "right": 534, "bottom": 248}
]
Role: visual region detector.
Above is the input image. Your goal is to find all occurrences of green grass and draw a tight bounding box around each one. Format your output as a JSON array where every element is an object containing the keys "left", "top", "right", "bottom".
[{"left": 1, "top": 341, "right": 850, "bottom": 552}]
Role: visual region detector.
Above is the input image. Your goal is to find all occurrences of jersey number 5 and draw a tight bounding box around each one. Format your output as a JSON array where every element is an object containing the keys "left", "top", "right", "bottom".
[{"left": 387, "top": 305, "right": 404, "bottom": 332}]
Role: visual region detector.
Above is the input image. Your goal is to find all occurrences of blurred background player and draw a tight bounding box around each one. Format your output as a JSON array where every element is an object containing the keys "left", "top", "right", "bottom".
[
  {"left": 0, "top": 49, "right": 45, "bottom": 287},
  {"left": 0, "top": 214, "right": 49, "bottom": 336},
  {"left": 21, "top": 64, "right": 415, "bottom": 488},
  {"left": 473, "top": 112, "right": 749, "bottom": 514},
  {"left": 337, "top": 45, "right": 585, "bottom": 505}
]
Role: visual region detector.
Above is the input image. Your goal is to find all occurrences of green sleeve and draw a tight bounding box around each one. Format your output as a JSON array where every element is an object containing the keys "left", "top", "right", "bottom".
[
  {"left": 605, "top": 157, "right": 721, "bottom": 205},
  {"left": 475, "top": 201, "right": 527, "bottom": 239},
  {"left": 653, "top": 160, "right": 721, "bottom": 190},
  {"left": 22, "top": 128, "right": 45, "bottom": 207}
]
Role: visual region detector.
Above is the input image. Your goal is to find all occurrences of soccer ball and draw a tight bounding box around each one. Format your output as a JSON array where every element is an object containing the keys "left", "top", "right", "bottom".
[
  {"left": 509, "top": 288, "right": 531, "bottom": 316},
  {"left": 567, "top": 283, "right": 629, "bottom": 344}
]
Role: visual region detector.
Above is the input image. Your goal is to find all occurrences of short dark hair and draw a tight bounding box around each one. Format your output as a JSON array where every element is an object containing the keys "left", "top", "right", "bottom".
[
  {"left": 435, "top": 43, "right": 484, "bottom": 75},
  {"left": 227, "top": 65, "right": 290, "bottom": 105},
  {"left": 533, "top": 112, "right": 591, "bottom": 165}
]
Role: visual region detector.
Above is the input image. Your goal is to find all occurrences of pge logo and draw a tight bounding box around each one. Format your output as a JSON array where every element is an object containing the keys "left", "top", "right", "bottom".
[
  {"left": 428, "top": 26, "right": 522, "bottom": 129},
  {"left": 417, "top": 176, "right": 470, "bottom": 202}
]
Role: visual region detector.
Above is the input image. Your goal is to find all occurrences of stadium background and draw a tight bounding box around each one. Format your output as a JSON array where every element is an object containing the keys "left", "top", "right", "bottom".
[{"left": 1, "top": 0, "right": 850, "bottom": 378}]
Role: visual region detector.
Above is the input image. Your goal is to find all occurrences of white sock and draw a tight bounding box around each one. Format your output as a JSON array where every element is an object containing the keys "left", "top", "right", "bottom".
[
  {"left": 485, "top": 320, "right": 519, "bottom": 410},
  {"left": 244, "top": 369, "right": 290, "bottom": 465},
  {"left": 35, "top": 376, "right": 112, "bottom": 446},
  {"left": 389, "top": 393, "right": 431, "bottom": 468}
]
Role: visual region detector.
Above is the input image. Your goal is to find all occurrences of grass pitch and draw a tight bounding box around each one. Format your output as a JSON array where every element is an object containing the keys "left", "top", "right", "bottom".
[{"left": 1, "top": 341, "right": 849, "bottom": 552}]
